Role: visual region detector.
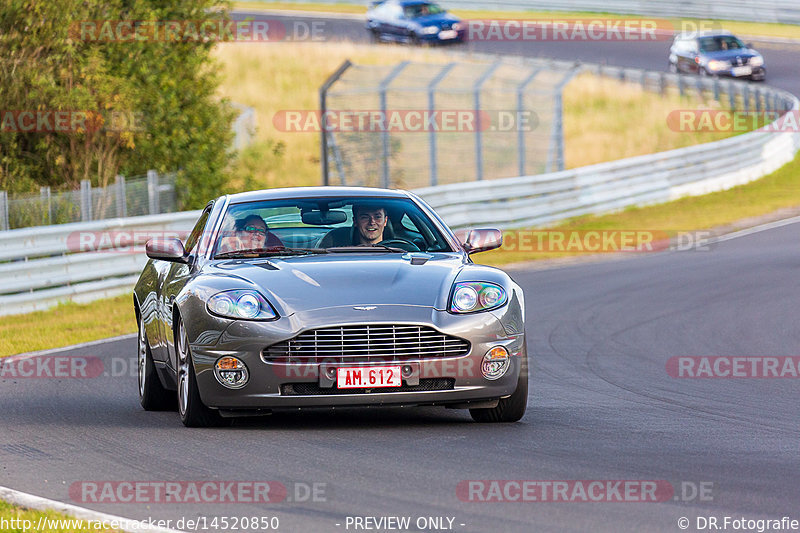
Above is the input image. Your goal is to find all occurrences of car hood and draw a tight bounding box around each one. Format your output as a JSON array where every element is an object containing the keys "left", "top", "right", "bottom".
[
  {"left": 702, "top": 48, "right": 759, "bottom": 61},
  {"left": 209, "top": 252, "right": 468, "bottom": 315}
]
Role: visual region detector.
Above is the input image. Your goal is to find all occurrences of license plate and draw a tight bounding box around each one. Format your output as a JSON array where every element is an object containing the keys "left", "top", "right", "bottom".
[
  {"left": 732, "top": 65, "right": 752, "bottom": 77},
  {"left": 439, "top": 30, "right": 458, "bottom": 40},
  {"left": 337, "top": 365, "right": 402, "bottom": 389}
]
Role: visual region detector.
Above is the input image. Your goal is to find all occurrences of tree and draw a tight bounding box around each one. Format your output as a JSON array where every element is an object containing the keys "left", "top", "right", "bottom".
[{"left": 0, "top": 0, "right": 235, "bottom": 208}]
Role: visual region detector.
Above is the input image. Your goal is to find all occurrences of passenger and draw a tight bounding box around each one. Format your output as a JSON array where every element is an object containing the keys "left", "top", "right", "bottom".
[{"left": 217, "top": 214, "right": 281, "bottom": 254}]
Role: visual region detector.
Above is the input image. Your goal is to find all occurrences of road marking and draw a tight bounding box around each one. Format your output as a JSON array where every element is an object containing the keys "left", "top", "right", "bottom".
[
  {"left": 0, "top": 485, "right": 183, "bottom": 533},
  {"left": 707, "top": 214, "right": 800, "bottom": 245}
]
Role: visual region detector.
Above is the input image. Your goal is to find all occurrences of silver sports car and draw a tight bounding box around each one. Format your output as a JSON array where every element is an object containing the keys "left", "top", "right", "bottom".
[{"left": 134, "top": 187, "right": 527, "bottom": 426}]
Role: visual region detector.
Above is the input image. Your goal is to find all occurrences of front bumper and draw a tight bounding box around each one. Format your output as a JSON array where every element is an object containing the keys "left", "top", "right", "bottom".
[
  {"left": 189, "top": 304, "right": 525, "bottom": 411},
  {"left": 711, "top": 65, "right": 766, "bottom": 80},
  {"left": 420, "top": 29, "right": 465, "bottom": 43}
]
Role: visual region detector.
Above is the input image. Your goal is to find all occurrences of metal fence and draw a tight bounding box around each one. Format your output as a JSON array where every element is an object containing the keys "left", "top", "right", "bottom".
[
  {"left": 0, "top": 172, "right": 176, "bottom": 231},
  {"left": 258, "top": 0, "right": 800, "bottom": 25},
  {"left": 321, "top": 58, "right": 579, "bottom": 189},
  {"left": 321, "top": 53, "right": 795, "bottom": 190}
]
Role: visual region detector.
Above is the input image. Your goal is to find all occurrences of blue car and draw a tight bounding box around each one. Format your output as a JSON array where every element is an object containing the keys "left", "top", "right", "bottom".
[
  {"left": 668, "top": 31, "right": 766, "bottom": 81},
  {"left": 366, "top": 0, "right": 465, "bottom": 45}
]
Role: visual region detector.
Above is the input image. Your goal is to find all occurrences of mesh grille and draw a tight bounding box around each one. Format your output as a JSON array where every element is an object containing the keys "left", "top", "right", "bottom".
[
  {"left": 263, "top": 324, "right": 470, "bottom": 361},
  {"left": 280, "top": 378, "right": 455, "bottom": 396}
]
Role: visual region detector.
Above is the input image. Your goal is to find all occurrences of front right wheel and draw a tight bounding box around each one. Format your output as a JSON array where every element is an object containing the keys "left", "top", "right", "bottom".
[{"left": 470, "top": 356, "right": 528, "bottom": 423}]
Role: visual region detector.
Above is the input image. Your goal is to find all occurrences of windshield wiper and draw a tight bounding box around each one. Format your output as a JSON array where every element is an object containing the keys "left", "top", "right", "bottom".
[
  {"left": 326, "top": 245, "right": 406, "bottom": 253},
  {"left": 215, "top": 246, "right": 328, "bottom": 259}
]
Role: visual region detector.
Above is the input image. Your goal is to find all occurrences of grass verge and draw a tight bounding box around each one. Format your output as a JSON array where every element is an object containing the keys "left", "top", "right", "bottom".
[
  {"left": 0, "top": 294, "right": 134, "bottom": 358},
  {"left": 0, "top": 500, "right": 119, "bottom": 532},
  {"left": 231, "top": 1, "right": 800, "bottom": 41}
]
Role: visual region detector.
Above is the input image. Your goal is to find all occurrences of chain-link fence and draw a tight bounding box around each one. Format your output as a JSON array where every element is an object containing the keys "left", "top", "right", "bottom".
[
  {"left": 0, "top": 171, "right": 176, "bottom": 231},
  {"left": 321, "top": 58, "right": 579, "bottom": 189}
]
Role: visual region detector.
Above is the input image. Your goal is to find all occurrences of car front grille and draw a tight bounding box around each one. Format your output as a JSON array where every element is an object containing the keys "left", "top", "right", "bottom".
[
  {"left": 280, "top": 378, "right": 455, "bottom": 396},
  {"left": 263, "top": 324, "right": 470, "bottom": 362}
]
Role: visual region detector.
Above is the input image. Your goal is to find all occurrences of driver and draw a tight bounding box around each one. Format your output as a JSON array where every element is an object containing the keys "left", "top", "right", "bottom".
[{"left": 353, "top": 204, "right": 388, "bottom": 245}]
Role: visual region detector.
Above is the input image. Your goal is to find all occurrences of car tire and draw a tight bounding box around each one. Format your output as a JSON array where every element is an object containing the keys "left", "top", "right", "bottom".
[
  {"left": 176, "top": 319, "right": 229, "bottom": 427},
  {"left": 410, "top": 32, "right": 421, "bottom": 46},
  {"left": 138, "top": 316, "right": 175, "bottom": 411},
  {"left": 369, "top": 28, "right": 380, "bottom": 43},
  {"left": 668, "top": 61, "right": 678, "bottom": 74},
  {"left": 469, "top": 355, "right": 528, "bottom": 423}
]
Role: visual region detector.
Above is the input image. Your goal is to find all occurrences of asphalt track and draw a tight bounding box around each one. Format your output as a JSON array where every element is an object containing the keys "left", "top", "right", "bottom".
[
  {"left": 3, "top": 10, "right": 800, "bottom": 533},
  {"left": 3, "top": 222, "right": 800, "bottom": 532}
]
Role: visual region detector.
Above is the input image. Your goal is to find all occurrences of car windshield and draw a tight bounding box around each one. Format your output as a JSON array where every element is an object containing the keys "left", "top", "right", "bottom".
[
  {"left": 212, "top": 196, "right": 454, "bottom": 258},
  {"left": 698, "top": 36, "right": 745, "bottom": 52},
  {"left": 403, "top": 2, "right": 444, "bottom": 18}
]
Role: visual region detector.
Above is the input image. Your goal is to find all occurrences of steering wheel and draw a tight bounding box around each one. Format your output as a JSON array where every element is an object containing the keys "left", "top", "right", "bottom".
[{"left": 378, "top": 238, "right": 421, "bottom": 252}]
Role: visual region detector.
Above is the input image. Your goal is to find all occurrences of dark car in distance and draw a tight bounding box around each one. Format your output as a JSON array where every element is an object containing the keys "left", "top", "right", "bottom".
[
  {"left": 668, "top": 31, "right": 766, "bottom": 81},
  {"left": 366, "top": 0, "right": 465, "bottom": 44}
]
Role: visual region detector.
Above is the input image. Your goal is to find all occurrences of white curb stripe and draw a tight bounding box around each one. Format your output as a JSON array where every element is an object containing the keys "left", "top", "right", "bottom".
[{"left": 0, "top": 485, "right": 184, "bottom": 533}]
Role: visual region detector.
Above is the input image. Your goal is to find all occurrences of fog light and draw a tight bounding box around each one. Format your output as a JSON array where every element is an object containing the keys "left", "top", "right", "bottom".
[
  {"left": 481, "top": 346, "right": 510, "bottom": 380},
  {"left": 214, "top": 356, "right": 249, "bottom": 389}
]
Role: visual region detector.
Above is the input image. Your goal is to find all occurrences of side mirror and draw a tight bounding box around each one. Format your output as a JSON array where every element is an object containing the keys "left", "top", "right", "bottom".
[
  {"left": 146, "top": 238, "right": 189, "bottom": 263},
  {"left": 455, "top": 228, "right": 503, "bottom": 254}
]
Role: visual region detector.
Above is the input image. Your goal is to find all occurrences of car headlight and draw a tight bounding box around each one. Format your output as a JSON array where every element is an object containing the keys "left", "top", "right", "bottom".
[
  {"left": 707, "top": 60, "right": 731, "bottom": 71},
  {"left": 450, "top": 282, "right": 507, "bottom": 313},
  {"left": 207, "top": 289, "right": 278, "bottom": 321},
  {"left": 423, "top": 25, "right": 439, "bottom": 34},
  {"left": 750, "top": 55, "right": 764, "bottom": 67}
]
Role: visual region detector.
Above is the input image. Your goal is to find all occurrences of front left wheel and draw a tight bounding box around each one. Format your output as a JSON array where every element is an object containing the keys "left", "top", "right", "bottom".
[
  {"left": 176, "top": 319, "right": 229, "bottom": 427},
  {"left": 470, "top": 355, "right": 528, "bottom": 423}
]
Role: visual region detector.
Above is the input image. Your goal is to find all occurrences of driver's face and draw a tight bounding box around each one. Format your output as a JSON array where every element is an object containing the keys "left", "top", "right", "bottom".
[{"left": 356, "top": 208, "right": 387, "bottom": 245}]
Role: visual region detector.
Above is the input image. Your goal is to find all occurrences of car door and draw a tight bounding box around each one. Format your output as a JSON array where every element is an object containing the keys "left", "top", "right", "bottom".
[
  {"left": 384, "top": 3, "right": 408, "bottom": 41},
  {"left": 680, "top": 39, "right": 700, "bottom": 73}
]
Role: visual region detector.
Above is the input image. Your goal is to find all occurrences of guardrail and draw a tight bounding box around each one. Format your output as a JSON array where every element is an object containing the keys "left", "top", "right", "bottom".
[
  {"left": 258, "top": 0, "right": 800, "bottom": 25},
  {"left": 1, "top": 63, "right": 798, "bottom": 316},
  {"left": 0, "top": 211, "right": 200, "bottom": 315}
]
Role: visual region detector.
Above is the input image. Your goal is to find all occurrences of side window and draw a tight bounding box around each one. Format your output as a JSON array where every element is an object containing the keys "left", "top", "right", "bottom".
[{"left": 184, "top": 208, "right": 211, "bottom": 254}]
